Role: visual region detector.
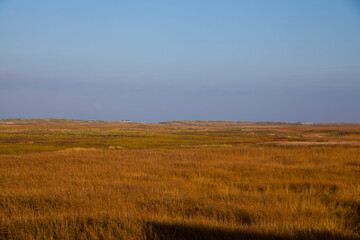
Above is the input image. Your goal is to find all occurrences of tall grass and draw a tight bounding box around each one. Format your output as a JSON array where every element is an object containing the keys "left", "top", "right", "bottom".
[{"left": 0, "top": 121, "right": 359, "bottom": 239}]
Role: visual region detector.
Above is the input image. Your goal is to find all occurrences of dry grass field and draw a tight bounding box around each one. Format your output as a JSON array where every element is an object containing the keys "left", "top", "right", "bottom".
[{"left": 0, "top": 119, "right": 359, "bottom": 239}]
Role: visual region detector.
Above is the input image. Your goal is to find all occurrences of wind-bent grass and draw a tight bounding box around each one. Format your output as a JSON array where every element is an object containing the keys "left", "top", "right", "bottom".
[{"left": 0, "top": 120, "right": 359, "bottom": 239}]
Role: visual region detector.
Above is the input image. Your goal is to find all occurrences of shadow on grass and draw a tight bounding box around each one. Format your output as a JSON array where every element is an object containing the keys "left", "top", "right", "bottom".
[
  {"left": 1, "top": 217, "right": 359, "bottom": 239},
  {"left": 145, "top": 222, "right": 359, "bottom": 240}
]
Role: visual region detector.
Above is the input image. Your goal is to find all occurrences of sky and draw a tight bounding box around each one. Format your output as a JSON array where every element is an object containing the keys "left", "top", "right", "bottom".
[{"left": 1, "top": 0, "right": 360, "bottom": 123}]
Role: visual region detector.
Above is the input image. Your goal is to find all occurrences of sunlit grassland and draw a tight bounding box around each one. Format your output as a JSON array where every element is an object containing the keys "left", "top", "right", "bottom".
[{"left": 0, "top": 120, "right": 359, "bottom": 239}]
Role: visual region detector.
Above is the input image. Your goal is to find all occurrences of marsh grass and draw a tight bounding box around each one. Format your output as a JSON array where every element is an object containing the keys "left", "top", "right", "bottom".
[{"left": 0, "top": 120, "right": 359, "bottom": 239}]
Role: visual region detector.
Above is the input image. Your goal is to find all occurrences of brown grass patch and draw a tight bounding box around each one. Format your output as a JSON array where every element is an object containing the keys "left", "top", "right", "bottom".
[{"left": 0, "top": 121, "right": 359, "bottom": 239}]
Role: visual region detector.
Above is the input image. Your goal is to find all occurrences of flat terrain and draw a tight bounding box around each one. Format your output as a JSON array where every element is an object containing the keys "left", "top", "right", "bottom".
[{"left": 0, "top": 119, "right": 359, "bottom": 239}]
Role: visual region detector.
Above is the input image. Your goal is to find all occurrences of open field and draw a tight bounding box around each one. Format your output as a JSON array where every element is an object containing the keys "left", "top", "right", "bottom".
[{"left": 0, "top": 119, "right": 359, "bottom": 239}]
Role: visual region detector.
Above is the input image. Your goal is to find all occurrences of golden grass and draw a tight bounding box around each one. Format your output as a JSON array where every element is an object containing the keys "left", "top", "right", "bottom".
[{"left": 0, "top": 120, "right": 359, "bottom": 239}]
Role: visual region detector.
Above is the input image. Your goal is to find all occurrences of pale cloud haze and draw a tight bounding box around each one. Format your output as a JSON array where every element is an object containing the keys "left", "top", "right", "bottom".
[{"left": 1, "top": 0, "right": 360, "bottom": 122}]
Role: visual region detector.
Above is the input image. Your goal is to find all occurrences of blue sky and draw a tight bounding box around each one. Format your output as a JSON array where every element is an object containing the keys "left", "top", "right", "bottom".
[{"left": 1, "top": 0, "right": 360, "bottom": 122}]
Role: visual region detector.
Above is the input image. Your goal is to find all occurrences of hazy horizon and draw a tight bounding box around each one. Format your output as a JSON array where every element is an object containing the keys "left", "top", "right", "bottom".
[{"left": 1, "top": 1, "right": 360, "bottom": 123}]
